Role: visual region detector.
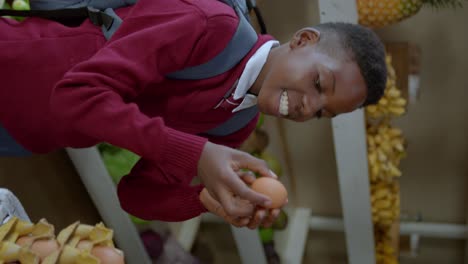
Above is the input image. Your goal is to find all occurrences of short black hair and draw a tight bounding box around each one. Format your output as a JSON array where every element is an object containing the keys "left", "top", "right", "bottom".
[{"left": 313, "top": 22, "right": 387, "bottom": 106}]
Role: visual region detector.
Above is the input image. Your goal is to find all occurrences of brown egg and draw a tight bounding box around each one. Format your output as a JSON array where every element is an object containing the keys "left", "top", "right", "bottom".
[
  {"left": 91, "top": 246, "right": 125, "bottom": 264},
  {"left": 30, "top": 239, "right": 60, "bottom": 259},
  {"left": 251, "top": 177, "right": 288, "bottom": 208},
  {"left": 16, "top": 235, "right": 34, "bottom": 246}
]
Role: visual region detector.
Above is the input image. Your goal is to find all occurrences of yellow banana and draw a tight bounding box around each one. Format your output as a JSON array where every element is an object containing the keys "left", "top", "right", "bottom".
[{"left": 374, "top": 200, "right": 392, "bottom": 209}]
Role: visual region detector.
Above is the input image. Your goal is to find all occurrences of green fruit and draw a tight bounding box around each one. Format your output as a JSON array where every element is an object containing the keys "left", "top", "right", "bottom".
[
  {"left": 258, "top": 227, "right": 274, "bottom": 243},
  {"left": 256, "top": 113, "right": 265, "bottom": 129},
  {"left": 272, "top": 210, "right": 288, "bottom": 230},
  {"left": 259, "top": 152, "right": 283, "bottom": 177},
  {"left": 130, "top": 215, "right": 150, "bottom": 225},
  {"left": 98, "top": 143, "right": 121, "bottom": 154},
  {"left": 12, "top": 0, "right": 29, "bottom": 10},
  {"left": 99, "top": 144, "right": 140, "bottom": 183}
]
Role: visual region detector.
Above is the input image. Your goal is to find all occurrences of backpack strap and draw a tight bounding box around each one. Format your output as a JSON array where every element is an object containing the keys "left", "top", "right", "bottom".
[
  {"left": 165, "top": 0, "right": 258, "bottom": 80},
  {"left": 203, "top": 106, "right": 259, "bottom": 137},
  {"left": 166, "top": 0, "right": 260, "bottom": 137}
]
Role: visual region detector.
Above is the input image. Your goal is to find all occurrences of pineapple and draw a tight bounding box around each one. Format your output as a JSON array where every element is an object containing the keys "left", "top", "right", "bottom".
[{"left": 357, "top": 0, "right": 465, "bottom": 28}]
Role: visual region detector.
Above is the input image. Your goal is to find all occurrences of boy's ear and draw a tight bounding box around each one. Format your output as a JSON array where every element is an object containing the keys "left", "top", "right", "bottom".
[{"left": 290, "top": 27, "right": 320, "bottom": 49}]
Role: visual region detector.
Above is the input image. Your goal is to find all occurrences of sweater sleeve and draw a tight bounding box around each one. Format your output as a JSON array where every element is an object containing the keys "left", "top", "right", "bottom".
[
  {"left": 49, "top": 7, "right": 209, "bottom": 183},
  {"left": 117, "top": 158, "right": 207, "bottom": 222}
]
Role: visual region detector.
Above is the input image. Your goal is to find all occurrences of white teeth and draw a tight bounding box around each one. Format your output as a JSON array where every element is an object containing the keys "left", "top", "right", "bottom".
[{"left": 279, "top": 90, "right": 289, "bottom": 116}]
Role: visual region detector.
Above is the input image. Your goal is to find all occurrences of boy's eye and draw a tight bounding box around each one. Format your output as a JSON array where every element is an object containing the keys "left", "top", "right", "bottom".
[{"left": 315, "top": 77, "right": 322, "bottom": 93}]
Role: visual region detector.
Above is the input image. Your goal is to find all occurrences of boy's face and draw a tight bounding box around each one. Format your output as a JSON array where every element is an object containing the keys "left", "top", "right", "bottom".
[{"left": 256, "top": 29, "right": 367, "bottom": 122}]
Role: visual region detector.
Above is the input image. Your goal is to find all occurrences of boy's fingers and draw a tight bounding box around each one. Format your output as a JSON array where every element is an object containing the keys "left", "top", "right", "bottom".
[
  {"left": 262, "top": 209, "right": 280, "bottom": 228},
  {"left": 238, "top": 170, "right": 257, "bottom": 184},
  {"left": 231, "top": 217, "right": 250, "bottom": 228},
  {"left": 225, "top": 173, "right": 272, "bottom": 209},
  {"left": 248, "top": 209, "right": 265, "bottom": 230},
  {"left": 218, "top": 188, "right": 255, "bottom": 217}
]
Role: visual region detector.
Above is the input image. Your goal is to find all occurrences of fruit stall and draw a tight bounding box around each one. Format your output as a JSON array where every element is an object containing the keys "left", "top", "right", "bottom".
[
  {"left": 2, "top": 0, "right": 468, "bottom": 263},
  {"left": 16, "top": 1, "right": 425, "bottom": 264},
  {"left": 63, "top": 1, "right": 411, "bottom": 263}
]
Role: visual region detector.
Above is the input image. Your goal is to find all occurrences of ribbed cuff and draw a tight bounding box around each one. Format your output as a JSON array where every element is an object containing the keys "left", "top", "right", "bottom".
[
  {"left": 187, "top": 184, "right": 208, "bottom": 214},
  {"left": 162, "top": 127, "right": 208, "bottom": 183}
]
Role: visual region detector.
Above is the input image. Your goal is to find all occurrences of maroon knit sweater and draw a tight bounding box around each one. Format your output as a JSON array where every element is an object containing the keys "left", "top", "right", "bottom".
[{"left": 0, "top": 0, "right": 274, "bottom": 221}]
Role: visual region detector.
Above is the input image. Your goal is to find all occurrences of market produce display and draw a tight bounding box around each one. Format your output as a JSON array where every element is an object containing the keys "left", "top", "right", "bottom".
[
  {"left": 0, "top": 217, "right": 124, "bottom": 264},
  {"left": 366, "top": 53, "right": 407, "bottom": 264}
]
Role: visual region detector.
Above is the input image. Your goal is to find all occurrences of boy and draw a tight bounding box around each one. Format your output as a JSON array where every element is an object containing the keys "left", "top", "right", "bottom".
[{"left": 0, "top": 0, "right": 387, "bottom": 228}]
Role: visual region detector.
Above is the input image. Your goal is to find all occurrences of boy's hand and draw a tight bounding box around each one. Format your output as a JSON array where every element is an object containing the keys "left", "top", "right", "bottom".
[
  {"left": 199, "top": 187, "right": 282, "bottom": 229},
  {"left": 198, "top": 142, "right": 276, "bottom": 218}
]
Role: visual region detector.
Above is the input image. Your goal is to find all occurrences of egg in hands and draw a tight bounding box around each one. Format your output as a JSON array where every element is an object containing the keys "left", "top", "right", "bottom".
[{"left": 251, "top": 177, "right": 288, "bottom": 208}]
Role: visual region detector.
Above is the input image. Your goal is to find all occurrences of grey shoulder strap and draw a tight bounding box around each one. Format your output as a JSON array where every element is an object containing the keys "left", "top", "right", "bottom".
[
  {"left": 166, "top": 0, "right": 261, "bottom": 136},
  {"left": 203, "top": 106, "right": 259, "bottom": 137},
  {"left": 165, "top": 0, "right": 258, "bottom": 80},
  {"left": 26, "top": 0, "right": 258, "bottom": 77}
]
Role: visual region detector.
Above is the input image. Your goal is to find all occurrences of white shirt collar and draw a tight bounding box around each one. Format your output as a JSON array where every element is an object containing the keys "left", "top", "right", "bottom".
[{"left": 232, "top": 40, "right": 280, "bottom": 113}]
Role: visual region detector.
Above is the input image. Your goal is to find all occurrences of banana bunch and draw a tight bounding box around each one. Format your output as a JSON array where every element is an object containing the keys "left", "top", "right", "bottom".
[
  {"left": 366, "top": 53, "right": 408, "bottom": 263},
  {"left": 367, "top": 120, "right": 406, "bottom": 183},
  {"left": 371, "top": 181, "right": 400, "bottom": 228},
  {"left": 0, "top": 217, "right": 124, "bottom": 264},
  {"left": 371, "top": 181, "right": 400, "bottom": 263},
  {"left": 374, "top": 227, "right": 398, "bottom": 264},
  {"left": 366, "top": 54, "right": 407, "bottom": 119}
]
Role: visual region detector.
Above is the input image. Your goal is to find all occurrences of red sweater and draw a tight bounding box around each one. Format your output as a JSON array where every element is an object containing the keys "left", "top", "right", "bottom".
[{"left": 0, "top": 0, "right": 274, "bottom": 221}]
